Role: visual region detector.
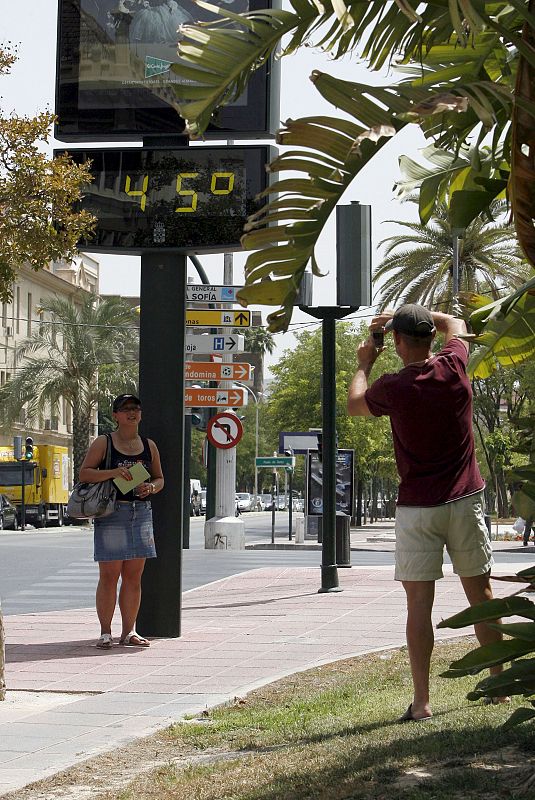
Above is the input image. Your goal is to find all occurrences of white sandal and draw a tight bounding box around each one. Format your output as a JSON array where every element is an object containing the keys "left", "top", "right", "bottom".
[
  {"left": 120, "top": 631, "right": 150, "bottom": 647},
  {"left": 96, "top": 633, "right": 113, "bottom": 649}
]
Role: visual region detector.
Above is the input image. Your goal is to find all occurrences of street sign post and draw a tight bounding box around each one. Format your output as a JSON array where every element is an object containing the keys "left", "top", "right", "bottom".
[
  {"left": 185, "top": 388, "right": 248, "bottom": 408},
  {"left": 185, "top": 334, "right": 244, "bottom": 355},
  {"left": 186, "top": 310, "right": 251, "bottom": 328},
  {"left": 256, "top": 456, "right": 295, "bottom": 468},
  {"left": 186, "top": 285, "right": 244, "bottom": 303},
  {"left": 185, "top": 362, "right": 253, "bottom": 382},
  {"left": 207, "top": 413, "right": 244, "bottom": 450}
]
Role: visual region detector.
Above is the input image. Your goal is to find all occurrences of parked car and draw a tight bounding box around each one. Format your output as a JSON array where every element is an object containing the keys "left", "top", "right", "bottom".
[
  {"left": 260, "top": 493, "right": 273, "bottom": 511},
  {"left": 236, "top": 492, "right": 254, "bottom": 512},
  {"left": 0, "top": 493, "right": 19, "bottom": 530}
]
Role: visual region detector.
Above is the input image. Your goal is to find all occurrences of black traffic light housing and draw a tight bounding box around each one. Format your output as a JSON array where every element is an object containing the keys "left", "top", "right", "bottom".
[
  {"left": 191, "top": 409, "right": 210, "bottom": 432},
  {"left": 24, "top": 437, "right": 34, "bottom": 460}
]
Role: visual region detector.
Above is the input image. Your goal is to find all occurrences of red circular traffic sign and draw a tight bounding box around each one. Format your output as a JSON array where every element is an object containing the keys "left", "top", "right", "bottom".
[{"left": 206, "top": 412, "right": 244, "bottom": 449}]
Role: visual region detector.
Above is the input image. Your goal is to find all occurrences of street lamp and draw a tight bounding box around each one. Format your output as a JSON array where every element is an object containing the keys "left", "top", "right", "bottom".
[{"left": 233, "top": 382, "right": 262, "bottom": 507}]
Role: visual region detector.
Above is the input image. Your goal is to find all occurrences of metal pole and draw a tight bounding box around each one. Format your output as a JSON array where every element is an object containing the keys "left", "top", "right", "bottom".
[
  {"left": 183, "top": 414, "right": 191, "bottom": 548},
  {"left": 137, "top": 252, "right": 186, "bottom": 638},
  {"left": 254, "top": 401, "right": 259, "bottom": 506},
  {"left": 189, "top": 255, "right": 217, "bottom": 522},
  {"left": 319, "top": 316, "right": 340, "bottom": 592},
  {"left": 288, "top": 467, "right": 293, "bottom": 540},
  {"left": 271, "top": 470, "right": 276, "bottom": 544},
  {"left": 20, "top": 461, "right": 26, "bottom": 531},
  {"left": 452, "top": 232, "right": 460, "bottom": 309}
]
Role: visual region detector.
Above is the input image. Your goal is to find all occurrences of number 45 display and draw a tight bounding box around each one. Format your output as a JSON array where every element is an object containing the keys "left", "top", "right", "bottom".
[{"left": 125, "top": 172, "right": 236, "bottom": 213}]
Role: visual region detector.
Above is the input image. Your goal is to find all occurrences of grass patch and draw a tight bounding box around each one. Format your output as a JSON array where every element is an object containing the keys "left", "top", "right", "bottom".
[{"left": 102, "top": 640, "right": 535, "bottom": 799}]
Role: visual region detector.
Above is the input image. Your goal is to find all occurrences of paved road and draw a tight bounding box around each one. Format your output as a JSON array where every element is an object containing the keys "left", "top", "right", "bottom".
[{"left": 0, "top": 514, "right": 529, "bottom": 615}]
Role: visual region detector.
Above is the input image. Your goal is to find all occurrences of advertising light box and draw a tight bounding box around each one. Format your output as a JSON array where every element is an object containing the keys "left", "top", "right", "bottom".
[
  {"left": 59, "top": 145, "right": 275, "bottom": 254},
  {"left": 55, "top": 0, "right": 280, "bottom": 141}
]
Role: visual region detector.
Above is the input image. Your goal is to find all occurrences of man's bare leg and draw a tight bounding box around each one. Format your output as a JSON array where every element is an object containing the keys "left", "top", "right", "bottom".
[
  {"left": 460, "top": 572, "right": 509, "bottom": 703},
  {"left": 402, "top": 580, "right": 435, "bottom": 719}
]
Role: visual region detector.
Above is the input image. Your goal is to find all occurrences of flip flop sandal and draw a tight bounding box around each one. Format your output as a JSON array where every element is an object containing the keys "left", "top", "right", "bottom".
[
  {"left": 120, "top": 631, "right": 150, "bottom": 647},
  {"left": 397, "top": 703, "right": 433, "bottom": 723},
  {"left": 96, "top": 633, "right": 113, "bottom": 649}
]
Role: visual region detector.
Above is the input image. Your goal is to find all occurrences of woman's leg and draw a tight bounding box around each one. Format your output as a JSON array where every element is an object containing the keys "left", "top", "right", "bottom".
[
  {"left": 118, "top": 558, "right": 146, "bottom": 639},
  {"left": 96, "top": 561, "right": 122, "bottom": 635}
]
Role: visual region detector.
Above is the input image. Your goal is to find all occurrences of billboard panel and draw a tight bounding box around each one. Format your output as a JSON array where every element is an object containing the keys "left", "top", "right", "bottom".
[
  {"left": 55, "top": 0, "right": 280, "bottom": 140},
  {"left": 307, "top": 449, "right": 354, "bottom": 516}
]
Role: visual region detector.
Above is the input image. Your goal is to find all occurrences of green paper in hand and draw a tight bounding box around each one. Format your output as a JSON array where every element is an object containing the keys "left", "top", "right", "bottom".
[{"left": 113, "top": 462, "right": 151, "bottom": 494}]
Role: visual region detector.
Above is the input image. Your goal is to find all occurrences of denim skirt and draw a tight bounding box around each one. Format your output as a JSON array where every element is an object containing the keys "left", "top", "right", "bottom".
[{"left": 93, "top": 501, "right": 157, "bottom": 562}]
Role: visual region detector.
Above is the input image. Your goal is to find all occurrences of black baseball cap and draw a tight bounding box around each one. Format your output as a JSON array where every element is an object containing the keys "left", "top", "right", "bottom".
[
  {"left": 113, "top": 394, "right": 141, "bottom": 412},
  {"left": 385, "top": 304, "right": 436, "bottom": 338}
]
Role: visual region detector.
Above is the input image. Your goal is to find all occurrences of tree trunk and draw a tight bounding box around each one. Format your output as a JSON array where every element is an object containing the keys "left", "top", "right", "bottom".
[
  {"left": 0, "top": 607, "right": 5, "bottom": 700},
  {"left": 72, "top": 402, "right": 91, "bottom": 481}
]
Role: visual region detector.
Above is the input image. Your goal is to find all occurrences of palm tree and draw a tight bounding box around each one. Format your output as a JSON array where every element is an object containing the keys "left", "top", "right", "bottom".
[
  {"left": 240, "top": 327, "right": 275, "bottom": 394},
  {"left": 170, "top": 2, "right": 535, "bottom": 338},
  {"left": 0, "top": 295, "right": 139, "bottom": 479},
  {"left": 374, "top": 199, "right": 530, "bottom": 312}
]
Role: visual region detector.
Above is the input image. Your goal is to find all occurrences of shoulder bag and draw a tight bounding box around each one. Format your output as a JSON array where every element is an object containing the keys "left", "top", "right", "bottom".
[{"left": 67, "top": 434, "right": 117, "bottom": 520}]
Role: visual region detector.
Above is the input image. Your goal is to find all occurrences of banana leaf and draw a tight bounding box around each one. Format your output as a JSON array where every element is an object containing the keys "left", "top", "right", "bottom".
[
  {"left": 437, "top": 595, "right": 535, "bottom": 629},
  {"left": 467, "top": 275, "right": 535, "bottom": 378},
  {"left": 502, "top": 706, "right": 535, "bottom": 728},
  {"left": 171, "top": 1, "right": 535, "bottom": 330},
  {"left": 486, "top": 621, "right": 535, "bottom": 641},
  {"left": 440, "top": 638, "right": 535, "bottom": 677}
]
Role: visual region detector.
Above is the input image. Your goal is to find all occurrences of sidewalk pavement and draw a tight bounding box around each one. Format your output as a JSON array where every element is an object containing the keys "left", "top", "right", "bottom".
[{"left": 1, "top": 530, "right": 533, "bottom": 796}]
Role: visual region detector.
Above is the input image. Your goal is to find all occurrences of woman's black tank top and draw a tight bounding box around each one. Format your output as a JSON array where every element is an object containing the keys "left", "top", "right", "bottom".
[{"left": 105, "top": 435, "right": 152, "bottom": 500}]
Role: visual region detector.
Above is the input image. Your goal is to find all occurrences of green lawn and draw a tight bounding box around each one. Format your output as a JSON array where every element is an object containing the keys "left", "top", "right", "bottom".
[{"left": 110, "top": 640, "right": 535, "bottom": 800}]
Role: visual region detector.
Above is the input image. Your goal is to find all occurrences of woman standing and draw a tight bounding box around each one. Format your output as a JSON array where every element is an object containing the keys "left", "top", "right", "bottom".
[{"left": 79, "top": 394, "right": 164, "bottom": 648}]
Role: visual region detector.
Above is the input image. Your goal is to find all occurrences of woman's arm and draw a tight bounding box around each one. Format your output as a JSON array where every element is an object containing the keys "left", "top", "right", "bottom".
[{"left": 147, "top": 439, "right": 164, "bottom": 494}]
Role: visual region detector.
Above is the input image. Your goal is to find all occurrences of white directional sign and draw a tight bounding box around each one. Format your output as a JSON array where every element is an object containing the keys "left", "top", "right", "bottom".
[
  {"left": 185, "top": 334, "right": 245, "bottom": 355},
  {"left": 185, "top": 388, "right": 248, "bottom": 408},
  {"left": 186, "top": 285, "right": 243, "bottom": 303}
]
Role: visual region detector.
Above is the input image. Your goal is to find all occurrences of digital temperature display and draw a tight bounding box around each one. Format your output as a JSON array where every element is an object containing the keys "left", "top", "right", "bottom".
[{"left": 61, "top": 145, "right": 274, "bottom": 253}]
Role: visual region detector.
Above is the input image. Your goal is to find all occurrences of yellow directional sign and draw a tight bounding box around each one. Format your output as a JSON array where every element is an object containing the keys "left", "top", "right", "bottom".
[{"left": 185, "top": 310, "right": 251, "bottom": 328}]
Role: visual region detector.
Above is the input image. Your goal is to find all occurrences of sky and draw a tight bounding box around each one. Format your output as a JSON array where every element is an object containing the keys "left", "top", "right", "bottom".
[{"left": 0, "top": 0, "right": 428, "bottom": 375}]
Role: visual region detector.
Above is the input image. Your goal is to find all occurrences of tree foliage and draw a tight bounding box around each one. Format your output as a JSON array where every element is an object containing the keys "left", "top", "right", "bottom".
[
  {"left": 171, "top": 1, "right": 535, "bottom": 332},
  {"left": 0, "top": 296, "right": 139, "bottom": 479},
  {"left": 375, "top": 198, "right": 529, "bottom": 312},
  {"left": 0, "top": 45, "right": 94, "bottom": 301},
  {"left": 265, "top": 321, "right": 398, "bottom": 489}
]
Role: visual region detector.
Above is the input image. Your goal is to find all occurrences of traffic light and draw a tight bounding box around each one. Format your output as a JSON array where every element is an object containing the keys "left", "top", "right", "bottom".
[
  {"left": 191, "top": 409, "right": 210, "bottom": 432},
  {"left": 13, "top": 435, "right": 22, "bottom": 460},
  {"left": 24, "top": 436, "right": 34, "bottom": 460},
  {"left": 316, "top": 432, "right": 323, "bottom": 462}
]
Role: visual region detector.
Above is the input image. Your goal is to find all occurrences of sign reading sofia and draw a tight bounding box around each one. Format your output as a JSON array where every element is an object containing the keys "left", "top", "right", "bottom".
[{"left": 55, "top": 0, "right": 280, "bottom": 141}]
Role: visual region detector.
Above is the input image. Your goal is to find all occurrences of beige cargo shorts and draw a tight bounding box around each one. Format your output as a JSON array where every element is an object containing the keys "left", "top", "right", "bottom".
[{"left": 394, "top": 490, "right": 493, "bottom": 582}]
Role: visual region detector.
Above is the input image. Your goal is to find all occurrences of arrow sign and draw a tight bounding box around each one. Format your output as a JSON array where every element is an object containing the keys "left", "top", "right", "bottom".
[
  {"left": 256, "top": 456, "right": 296, "bottom": 468},
  {"left": 185, "top": 388, "right": 248, "bottom": 408},
  {"left": 185, "top": 362, "right": 253, "bottom": 382},
  {"left": 186, "top": 285, "right": 243, "bottom": 303},
  {"left": 207, "top": 412, "right": 244, "bottom": 449},
  {"left": 185, "top": 334, "right": 245, "bottom": 355},
  {"left": 185, "top": 310, "right": 251, "bottom": 328}
]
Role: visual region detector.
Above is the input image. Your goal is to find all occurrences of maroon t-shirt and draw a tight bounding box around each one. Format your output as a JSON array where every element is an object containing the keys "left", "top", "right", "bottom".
[{"left": 365, "top": 337, "right": 484, "bottom": 506}]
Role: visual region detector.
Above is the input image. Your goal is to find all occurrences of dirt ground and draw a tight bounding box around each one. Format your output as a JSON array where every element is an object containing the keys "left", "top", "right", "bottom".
[{"left": 2, "top": 726, "right": 535, "bottom": 800}]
